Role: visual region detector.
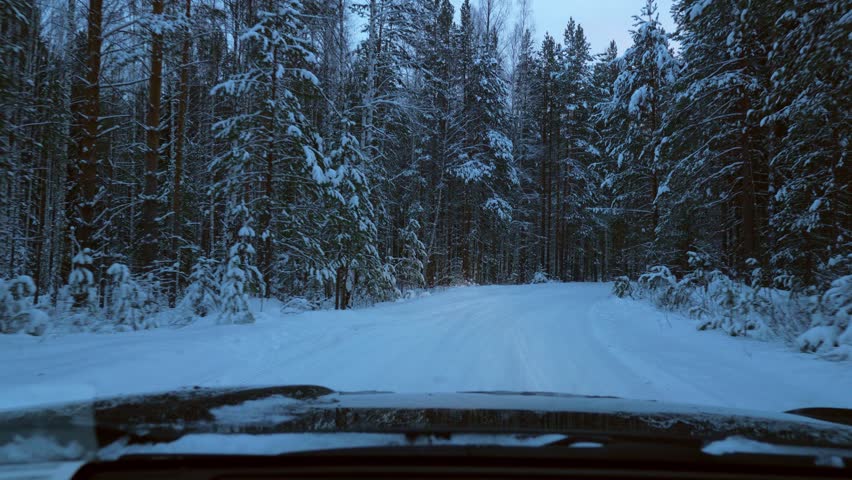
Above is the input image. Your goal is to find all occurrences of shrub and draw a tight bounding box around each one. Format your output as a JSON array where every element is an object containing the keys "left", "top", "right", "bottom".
[
  {"left": 281, "top": 297, "right": 318, "bottom": 315},
  {"left": 637, "top": 255, "right": 769, "bottom": 337},
  {"left": 0, "top": 276, "right": 47, "bottom": 335},
  {"left": 531, "top": 271, "right": 549, "bottom": 284},
  {"left": 68, "top": 249, "right": 96, "bottom": 311},
  {"left": 106, "top": 263, "right": 155, "bottom": 331},
  {"left": 701, "top": 273, "right": 761, "bottom": 336},
  {"left": 612, "top": 276, "right": 633, "bottom": 298},
  {"left": 797, "top": 275, "right": 852, "bottom": 359},
  {"left": 638, "top": 265, "right": 677, "bottom": 307}
]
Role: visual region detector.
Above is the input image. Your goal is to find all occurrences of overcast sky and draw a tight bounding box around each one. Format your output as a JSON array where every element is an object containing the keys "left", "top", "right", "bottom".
[{"left": 452, "top": 0, "right": 677, "bottom": 55}]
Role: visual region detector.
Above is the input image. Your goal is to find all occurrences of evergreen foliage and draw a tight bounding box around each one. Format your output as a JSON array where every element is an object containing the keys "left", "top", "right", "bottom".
[
  {"left": 0, "top": 0, "right": 847, "bottom": 359},
  {"left": 106, "top": 263, "right": 153, "bottom": 331}
]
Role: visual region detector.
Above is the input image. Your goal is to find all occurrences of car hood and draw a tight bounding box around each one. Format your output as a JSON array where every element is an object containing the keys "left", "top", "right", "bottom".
[{"left": 2, "top": 385, "right": 852, "bottom": 463}]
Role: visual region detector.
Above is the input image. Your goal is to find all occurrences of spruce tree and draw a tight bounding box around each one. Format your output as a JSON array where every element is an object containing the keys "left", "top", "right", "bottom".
[
  {"left": 598, "top": 0, "right": 677, "bottom": 275},
  {"left": 219, "top": 205, "right": 264, "bottom": 325}
]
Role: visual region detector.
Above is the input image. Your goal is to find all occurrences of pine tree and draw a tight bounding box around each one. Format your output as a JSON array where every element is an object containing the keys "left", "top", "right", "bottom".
[
  {"left": 456, "top": 27, "right": 517, "bottom": 282},
  {"left": 557, "top": 20, "right": 600, "bottom": 280},
  {"left": 664, "top": 0, "right": 774, "bottom": 275},
  {"left": 210, "top": 0, "right": 326, "bottom": 294},
  {"left": 419, "top": 0, "right": 463, "bottom": 285},
  {"left": 0, "top": 0, "right": 29, "bottom": 274},
  {"left": 533, "top": 33, "right": 562, "bottom": 275},
  {"left": 764, "top": 0, "right": 851, "bottom": 288},
  {"left": 508, "top": 27, "right": 539, "bottom": 283},
  {"left": 325, "top": 126, "right": 394, "bottom": 309},
  {"left": 591, "top": 40, "right": 620, "bottom": 278},
  {"left": 349, "top": 0, "right": 430, "bottom": 293},
  {"left": 768, "top": 0, "right": 851, "bottom": 358}
]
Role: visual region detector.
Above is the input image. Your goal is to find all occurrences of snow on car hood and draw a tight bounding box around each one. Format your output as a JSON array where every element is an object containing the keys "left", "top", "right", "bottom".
[{"left": 2, "top": 385, "right": 852, "bottom": 464}]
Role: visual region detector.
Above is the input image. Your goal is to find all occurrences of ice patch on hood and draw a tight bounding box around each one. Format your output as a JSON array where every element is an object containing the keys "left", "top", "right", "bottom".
[
  {"left": 210, "top": 395, "right": 302, "bottom": 424},
  {"left": 703, "top": 436, "right": 850, "bottom": 468}
]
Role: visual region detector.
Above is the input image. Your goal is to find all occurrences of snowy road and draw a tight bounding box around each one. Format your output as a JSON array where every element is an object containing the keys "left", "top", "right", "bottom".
[{"left": 2, "top": 283, "right": 850, "bottom": 412}]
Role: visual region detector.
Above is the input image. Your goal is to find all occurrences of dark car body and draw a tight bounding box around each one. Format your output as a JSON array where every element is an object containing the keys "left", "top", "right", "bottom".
[{"left": 2, "top": 386, "right": 851, "bottom": 479}]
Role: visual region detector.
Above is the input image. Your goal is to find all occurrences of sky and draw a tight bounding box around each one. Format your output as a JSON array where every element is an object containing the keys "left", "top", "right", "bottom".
[{"left": 452, "top": 0, "right": 677, "bottom": 55}]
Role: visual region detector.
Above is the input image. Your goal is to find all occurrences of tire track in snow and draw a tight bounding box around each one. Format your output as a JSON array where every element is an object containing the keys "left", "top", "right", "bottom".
[{"left": 2, "top": 283, "right": 850, "bottom": 411}]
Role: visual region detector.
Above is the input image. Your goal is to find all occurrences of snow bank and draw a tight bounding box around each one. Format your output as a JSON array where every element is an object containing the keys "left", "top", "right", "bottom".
[{"left": 626, "top": 255, "right": 850, "bottom": 359}]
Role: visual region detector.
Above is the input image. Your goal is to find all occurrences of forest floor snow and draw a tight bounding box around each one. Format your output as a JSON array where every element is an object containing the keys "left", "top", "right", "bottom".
[{"left": 1, "top": 283, "right": 849, "bottom": 413}]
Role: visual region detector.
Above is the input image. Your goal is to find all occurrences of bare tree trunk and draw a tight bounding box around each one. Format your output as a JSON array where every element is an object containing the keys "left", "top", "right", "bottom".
[
  {"left": 33, "top": 150, "right": 48, "bottom": 303},
  {"left": 78, "top": 0, "right": 102, "bottom": 249},
  {"left": 140, "top": 0, "right": 164, "bottom": 271},
  {"left": 737, "top": 97, "right": 758, "bottom": 271},
  {"left": 69, "top": 0, "right": 103, "bottom": 307},
  {"left": 539, "top": 128, "right": 547, "bottom": 270},
  {"left": 259, "top": 37, "right": 277, "bottom": 297},
  {"left": 361, "top": 0, "right": 377, "bottom": 149},
  {"left": 337, "top": 0, "right": 347, "bottom": 108},
  {"left": 170, "top": 0, "right": 191, "bottom": 304}
]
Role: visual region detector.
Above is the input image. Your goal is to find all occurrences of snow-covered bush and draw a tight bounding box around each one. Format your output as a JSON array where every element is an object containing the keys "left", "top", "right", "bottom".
[
  {"left": 797, "top": 275, "right": 852, "bottom": 359},
  {"left": 531, "top": 270, "right": 549, "bottom": 284},
  {"left": 219, "top": 210, "right": 264, "bottom": 325},
  {"left": 281, "top": 296, "right": 318, "bottom": 315},
  {"left": 183, "top": 257, "right": 220, "bottom": 317},
  {"left": 700, "top": 273, "right": 761, "bottom": 336},
  {"left": 637, "top": 255, "right": 769, "bottom": 337},
  {"left": 693, "top": 259, "right": 778, "bottom": 337},
  {"left": 674, "top": 253, "right": 714, "bottom": 318},
  {"left": 628, "top": 251, "right": 848, "bottom": 349},
  {"left": 106, "top": 263, "right": 155, "bottom": 331},
  {"left": 638, "top": 265, "right": 676, "bottom": 290},
  {"left": 68, "top": 249, "right": 96, "bottom": 310},
  {"left": 0, "top": 276, "right": 48, "bottom": 335},
  {"left": 821, "top": 275, "right": 852, "bottom": 326},
  {"left": 400, "top": 289, "right": 431, "bottom": 301},
  {"left": 637, "top": 265, "right": 677, "bottom": 307},
  {"left": 612, "top": 276, "right": 633, "bottom": 298},
  {"left": 796, "top": 326, "right": 841, "bottom": 354},
  {"left": 352, "top": 260, "right": 399, "bottom": 307}
]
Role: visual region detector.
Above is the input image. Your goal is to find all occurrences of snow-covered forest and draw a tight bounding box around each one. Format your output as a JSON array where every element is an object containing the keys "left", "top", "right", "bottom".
[{"left": 0, "top": 0, "right": 848, "bottom": 352}]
